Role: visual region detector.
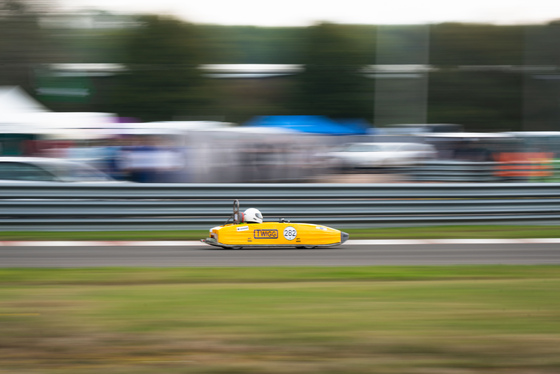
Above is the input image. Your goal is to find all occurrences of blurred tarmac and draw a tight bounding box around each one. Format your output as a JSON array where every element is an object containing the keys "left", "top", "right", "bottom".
[
  {"left": 1, "top": 238, "right": 560, "bottom": 246},
  {"left": 2, "top": 241, "right": 560, "bottom": 267}
]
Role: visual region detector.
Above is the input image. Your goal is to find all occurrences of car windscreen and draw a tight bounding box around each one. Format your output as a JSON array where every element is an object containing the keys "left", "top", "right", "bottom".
[
  {"left": 0, "top": 162, "right": 57, "bottom": 181},
  {"left": 343, "top": 144, "right": 384, "bottom": 152},
  {"left": 45, "top": 162, "right": 113, "bottom": 182}
]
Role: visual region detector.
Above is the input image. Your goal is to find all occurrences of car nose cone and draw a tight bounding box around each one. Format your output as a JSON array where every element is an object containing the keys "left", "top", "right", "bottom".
[{"left": 340, "top": 231, "right": 349, "bottom": 244}]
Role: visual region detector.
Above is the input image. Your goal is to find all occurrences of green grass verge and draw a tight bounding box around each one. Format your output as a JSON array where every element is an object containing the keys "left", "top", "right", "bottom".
[
  {"left": 1, "top": 266, "right": 560, "bottom": 373},
  {"left": 0, "top": 225, "right": 558, "bottom": 241}
]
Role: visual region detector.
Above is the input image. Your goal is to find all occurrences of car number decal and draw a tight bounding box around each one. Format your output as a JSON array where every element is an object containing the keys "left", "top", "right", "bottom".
[{"left": 283, "top": 227, "right": 297, "bottom": 241}]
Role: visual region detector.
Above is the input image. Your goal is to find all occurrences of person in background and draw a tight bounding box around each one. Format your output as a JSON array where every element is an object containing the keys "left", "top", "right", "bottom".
[{"left": 121, "top": 135, "right": 184, "bottom": 183}]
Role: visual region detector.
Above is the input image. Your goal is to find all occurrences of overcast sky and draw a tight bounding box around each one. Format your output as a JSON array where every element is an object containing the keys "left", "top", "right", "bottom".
[{"left": 55, "top": 0, "right": 560, "bottom": 26}]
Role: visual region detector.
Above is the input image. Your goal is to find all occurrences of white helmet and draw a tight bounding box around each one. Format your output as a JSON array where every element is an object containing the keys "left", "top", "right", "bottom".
[{"left": 244, "top": 208, "right": 263, "bottom": 224}]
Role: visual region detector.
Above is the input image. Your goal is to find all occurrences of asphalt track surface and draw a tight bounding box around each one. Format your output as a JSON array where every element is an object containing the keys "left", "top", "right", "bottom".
[{"left": 1, "top": 241, "right": 560, "bottom": 267}]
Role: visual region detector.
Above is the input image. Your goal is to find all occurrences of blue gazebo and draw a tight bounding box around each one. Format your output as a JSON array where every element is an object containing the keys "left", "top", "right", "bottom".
[{"left": 244, "top": 115, "right": 369, "bottom": 135}]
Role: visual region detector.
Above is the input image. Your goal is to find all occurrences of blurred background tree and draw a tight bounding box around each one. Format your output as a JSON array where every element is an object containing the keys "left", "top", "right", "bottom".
[
  {"left": 3, "top": 5, "right": 560, "bottom": 130},
  {"left": 426, "top": 23, "right": 525, "bottom": 131},
  {"left": 295, "top": 23, "right": 373, "bottom": 119},
  {"left": 107, "top": 15, "right": 211, "bottom": 122},
  {"left": 0, "top": 0, "right": 56, "bottom": 93},
  {"left": 429, "top": 23, "right": 524, "bottom": 66}
]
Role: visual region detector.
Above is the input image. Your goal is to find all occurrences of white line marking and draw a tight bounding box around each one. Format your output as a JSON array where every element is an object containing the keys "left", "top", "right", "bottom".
[
  {"left": 427, "top": 239, "right": 526, "bottom": 245},
  {"left": 521, "top": 238, "right": 560, "bottom": 244},
  {"left": 0, "top": 241, "right": 203, "bottom": 247},
  {"left": 348, "top": 240, "right": 426, "bottom": 245},
  {"left": 123, "top": 241, "right": 201, "bottom": 246}
]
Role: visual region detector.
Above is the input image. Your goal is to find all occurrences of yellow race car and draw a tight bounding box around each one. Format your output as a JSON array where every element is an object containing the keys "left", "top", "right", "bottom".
[{"left": 201, "top": 200, "right": 349, "bottom": 249}]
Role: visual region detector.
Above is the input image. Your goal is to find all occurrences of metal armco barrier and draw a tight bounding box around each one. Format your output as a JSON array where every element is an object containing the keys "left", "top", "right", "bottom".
[
  {"left": 1, "top": 182, "right": 560, "bottom": 231},
  {"left": 408, "top": 161, "right": 560, "bottom": 182},
  {"left": 401, "top": 160, "right": 560, "bottom": 183},
  {"left": 408, "top": 161, "right": 500, "bottom": 182}
]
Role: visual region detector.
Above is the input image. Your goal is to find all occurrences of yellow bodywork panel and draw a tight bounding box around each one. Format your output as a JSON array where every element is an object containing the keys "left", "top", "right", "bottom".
[{"left": 209, "top": 222, "right": 343, "bottom": 247}]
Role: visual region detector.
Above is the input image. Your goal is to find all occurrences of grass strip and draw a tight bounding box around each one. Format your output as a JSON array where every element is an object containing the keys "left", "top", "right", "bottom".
[
  {"left": 1, "top": 265, "right": 559, "bottom": 285},
  {"left": 0, "top": 225, "right": 558, "bottom": 241},
  {"left": 1, "top": 266, "right": 560, "bottom": 374}
]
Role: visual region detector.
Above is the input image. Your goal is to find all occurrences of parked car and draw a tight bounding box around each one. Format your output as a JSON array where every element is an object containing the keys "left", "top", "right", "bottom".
[
  {"left": 0, "top": 157, "right": 116, "bottom": 182},
  {"left": 326, "top": 142, "right": 437, "bottom": 169}
]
